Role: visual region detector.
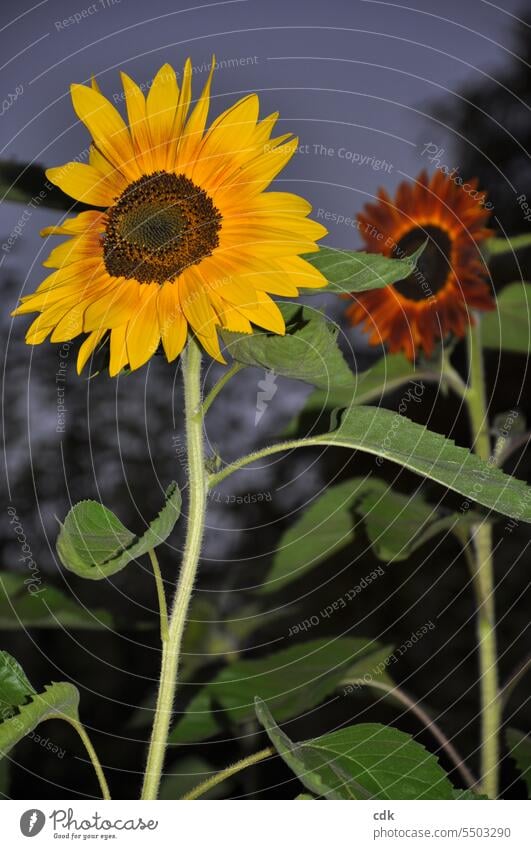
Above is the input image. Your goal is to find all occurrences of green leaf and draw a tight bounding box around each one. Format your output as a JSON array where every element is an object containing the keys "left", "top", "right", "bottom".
[
  {"left": 56, "top": 482, "right": 181, "bottom": 580},
  {"left": 507, "top": 728, "right": 531, "bottom": 796},
  {"left": 222, "top": 305, "right": 354, "bottom": 390},
  {"left": 303, "top": 243, "right": 426, "bottom": 294},
  {"left": 256, "top": 699, "right": 455, "bottom": 799},
  {"left": 0, "top": 682, "right": 79, "bottom": 757},
  {"left": 481, "top": 283, "right": 531, "bottom": 353},
  {"left": 484, "top": 235, "right": 531, "bottom": 258},
  {"left": 262, "top": 477, "right": 481, "bottom": 593},
  {"left": 284, "top": 353, "right": 421, "bottom": 436},
  {"left": 0, "top": 651, "right": 36, "bottom": 717},
  {"left": 311, "top": 406, "right": 531, "bottom": 521},
  {"left": 170, "top": 637, "right": 390, "bottom": 743},
  {"left": 352, "top": 478, "right": 482, "bottom": 562},
  {"left": 0, "top": 573, "right": 113, "bottom": 629},
  {"left": 260, "top": 480, "right": 358, "bottom": 594}
]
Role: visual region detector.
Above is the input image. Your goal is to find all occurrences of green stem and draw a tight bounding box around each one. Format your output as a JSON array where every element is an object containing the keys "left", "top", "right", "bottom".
[
  {"left": 342, "top": 679, "right": 476, "bottom": 789},
  {"left": 141, "top": 338, "right": 207, "bottom": 800},
  {"left": 199, "top": 361, "right": 244, "bottom": 419},
  {"left": 464, "top": 318, "right": 501, "bottom": 799},
  {"left": 66, "top": 718, "right": 111, "bottom": 800},
  {"left": 181, "top": 747, "right": 274, "bottom": 800},
  {"left": 148, "top": 549, "right": 169, "bottom": 643}
]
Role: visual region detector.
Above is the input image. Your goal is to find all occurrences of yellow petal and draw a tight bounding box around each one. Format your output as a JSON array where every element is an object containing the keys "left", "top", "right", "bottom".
[
  {"left": 234, "top": 290, "right": 286, "bottom": 334},
  {"left": 40, "top": 210, "right": 105, "bottom": 237},
  {"left": 109, "top": 324, "right": 129, "bottom": 376},
  {"left": 83, "top": 279, "right": 140, "bottom": 331},
  {"left": 43, "top": 233, "right": 100, "bottom": 268},
  {"left": 147, "top": 64, "right": 179, "bottom": 170},
  {"left": 180, "top": 267, "right": 218, "bottom": 337},
  {"left": 77, "top": 329, "right": 106, "bottom": 373},
  {"left": 157, "top": 282, "right": 188, "bottom": 362},
  {"left": 70, "top": 83, "right": 138, "bottom": 181},
  {"left": 193, "top": 94, "right": 259, "bottom": 185},
  {"left": 125, "top": 284, "right": 161, "bottom": 370},
  {"left": 120, "top": 72, "right": 155, "bottom": 173},
  {"left": 46, "top": 163, "right": 123, "bottom": 207},
  {"left": 196, "top": 328, "right": 225, "bottom": 363},
  {"left": 275, "top": 255, "right": 328, "bottom": 289},
  {"left": 176, "top": 57, "right": 215, "bottom": 169}
]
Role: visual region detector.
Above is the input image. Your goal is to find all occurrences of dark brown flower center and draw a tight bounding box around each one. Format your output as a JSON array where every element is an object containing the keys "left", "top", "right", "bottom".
[
  {"left": 103, "top": 171, "right": 222, "bottom": 284},
  {"left": 393, "top": 224, "right": 452, "bottom": 302}
]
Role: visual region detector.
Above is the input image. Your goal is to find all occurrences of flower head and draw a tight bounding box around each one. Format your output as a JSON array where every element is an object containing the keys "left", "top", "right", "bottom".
[
  {"left": 14, "top": 60, "right": 327, "bottom": 374},
  {"left": 345, "top": 170, "right": 494, "bottom": 360}
]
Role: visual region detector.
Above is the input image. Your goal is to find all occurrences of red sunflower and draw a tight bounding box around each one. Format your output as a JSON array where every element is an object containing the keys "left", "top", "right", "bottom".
[{"left": 345, "top": 170, "right": 494, "bottom": 360}]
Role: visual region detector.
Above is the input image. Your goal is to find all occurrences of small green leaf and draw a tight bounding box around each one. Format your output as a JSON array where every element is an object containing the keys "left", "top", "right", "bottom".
[
  {"left": 0, "top": 682, "right": 79, "bottom": 757},
  {"left": 170, "top": 638, "right": 388, "bottom": 743},
  {"left": 0, "top": 651, "right": 36, "bottom": 717},
  {"left": 312, "top": 406, "right": 531, "bottom": 521},
  {"left": 256, "top": 699, "right": 455, "bottom": 800},
  {"left": 284, "top": 353, "right": 421, "bottom": 436},
  {"left": 303, "top": 243, "right": 425, "bottom": 294},
  {"left": 352, "top": 479, "right": 482, "bottom": 562},
  {"left": 481, "top": 283, "right": 531, "bottom": 353},
  {"left": 507, "top": 728, "right": 531, "bottom": 796},
  {"left": 484, "top": 235, "right": 531, "bottom": 258},
  {"left": 222, "top": 305, "right": 354, "bottom": 390},
  {"left": 0, "top": 573, "right": 113, "bottom": 629},
  {"left": 56, "top": 482, "right": 181, "bottom": 580}
]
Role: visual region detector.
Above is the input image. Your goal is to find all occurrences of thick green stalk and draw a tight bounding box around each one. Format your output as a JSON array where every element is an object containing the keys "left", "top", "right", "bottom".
[
  {"left": 465, "top": 318, "right": 501, "bottom": 799},
  {"left": 141, "top": 339, "right": 207, "bottom": 799}
]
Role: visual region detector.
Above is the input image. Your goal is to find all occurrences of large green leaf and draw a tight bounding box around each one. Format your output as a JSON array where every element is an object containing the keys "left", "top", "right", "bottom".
[
  {"left": 170, "top": 638, "right": 391, "bottom": 743},
  {"left": 222, "top": 305, "right": 354, "bottom": 390},
  {"left": 309, "top": 406, "right": 531, "bottom": 521},
  {"left": 56, "top": 482, "right": 181, "bottom": 579},
  {"left": 481, "top": 283, "right": 531, "bottom": 354},
  {"left": 0, "top": 682, "right": 79, "bottom": 757},
  {"left": 260, "top": 480, "right": 358, "bottom": 594},
  {"left": 507, "top": 728, "right": 531, "bottom": 797},
  {"left": 256, "top": 699, "right": 454, "bottom": 799},
  {"left": 0, "top": 573, "right": 113, "bottom": 629},
  {"left": 303, "top": 243, "right": 425, "bottom": 294},
  {"left": 0, "top": 651, "right": 35, "bottom": 717}
]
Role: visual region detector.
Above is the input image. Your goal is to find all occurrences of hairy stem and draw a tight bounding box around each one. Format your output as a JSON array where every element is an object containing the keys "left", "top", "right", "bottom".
[
  {"left": 199, "top": 361, "right": 244, "bottom": 418},
  {"left": 148, "top": 549, "right": 168, "bottom": 643},
  {"left": 67, "top": 719, "right": 111, "bottom": 800},
  {"left": 181, "top": 747, "right": 274, "bottom": 800},
  {"left": 465, "top": 318, "right": 501, "bottom": 799},
  {"left": 141, "top": 338, "right": 207, "bottom": 799}
]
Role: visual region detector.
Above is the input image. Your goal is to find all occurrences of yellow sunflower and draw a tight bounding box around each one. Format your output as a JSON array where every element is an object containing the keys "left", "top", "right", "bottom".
[{"left": 13, "top": 59, "right": 327, "bottom": 374}]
